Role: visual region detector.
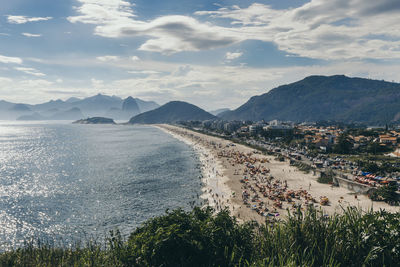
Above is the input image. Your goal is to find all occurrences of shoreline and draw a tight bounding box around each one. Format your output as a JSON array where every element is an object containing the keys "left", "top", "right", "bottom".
[
  {"left": 155, "top": 125, "right": 236, "bottom": 214},
  {"left": 156, "top": 124, "right": 399, "bottom": 224}
]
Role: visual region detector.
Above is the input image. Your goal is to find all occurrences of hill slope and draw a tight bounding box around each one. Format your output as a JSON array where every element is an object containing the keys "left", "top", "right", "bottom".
[
  {"left": 222, "top": 75, "right": 400, "bottom": 124},
  {"left": 129, "top": 101, "right": 216, "bottom": 124}
]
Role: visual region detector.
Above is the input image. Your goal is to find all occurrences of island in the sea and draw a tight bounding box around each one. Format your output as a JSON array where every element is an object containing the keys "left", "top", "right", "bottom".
[{"left": 73, "top": 117, "right": 116, "bottom": 124}]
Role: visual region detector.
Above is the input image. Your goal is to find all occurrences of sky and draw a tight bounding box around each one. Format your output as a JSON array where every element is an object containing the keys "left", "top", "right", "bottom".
[{"left": 1, "top": 0, "right": 400, "bottom": 110}]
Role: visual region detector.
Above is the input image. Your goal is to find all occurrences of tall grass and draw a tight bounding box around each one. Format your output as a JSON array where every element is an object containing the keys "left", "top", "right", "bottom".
[{"left": 0, "top": 207, "right": 398, "bottom": 266}]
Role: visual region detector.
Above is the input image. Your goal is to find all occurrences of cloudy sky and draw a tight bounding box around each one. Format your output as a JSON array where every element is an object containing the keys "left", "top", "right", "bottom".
[{"left": 1, "top": 0, "right": 400, "bottom": 110}]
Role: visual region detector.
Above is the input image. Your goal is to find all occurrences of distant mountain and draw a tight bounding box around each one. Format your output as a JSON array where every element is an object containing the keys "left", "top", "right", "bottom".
[
  {"left": 122, "top": 97, "right": 140, "bottom": 111},
  {"left": 0, "top": 94, "right": 160, "bottom": 121},
  {"left": 17, "top": 112, "right": 46, "bottom": 121},
  {"left": 222, "top": 75, "right": 400, "bottom": 124},
  {"left": 17, "top": 108, "right": 84, "bottom": 121},
  {"left": 105, "top": 107, "right": 121, "bottom": 119},
  {"left": 66, "top": 97, "right": 80, "bottom": 103},
  {"left": 108, "top": 96, "right": 140, "bottom": 120},
  {"left": 133, "top": 98, "right": 159, "bottom": 113},
  {"left": 49, "top": 107, "right": 84, "bottom": 120},
  {"left": 0, "top": 100, "right": 15, "bottom": 110},
  {"left": 129, "top": 101, "right": 216, "bottom": 124},
  {"left": 69, "top": 94, "right": 122, "bottom": 116},
  {"left": 122, "top": 96, "right": 140, "bottom": 112},
  {"left": 210, "top": 108, "right": 230, "bottom": 116},
  {"left": 0, "top": 101, "right": 29, "bottom": 119},
  {"left": 67, "top": 94, "right": 159, "bottom": 118},
  {"left": 9, "top": 104, "right": 31, "bottom": 112},
  {"left": 32, "top": 99, "right": 69, "bottom": 112}
]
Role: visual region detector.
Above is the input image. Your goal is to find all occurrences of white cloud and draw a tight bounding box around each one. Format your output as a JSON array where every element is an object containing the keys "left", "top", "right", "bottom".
[
  {"left": 128, "top": 70, "right": 160, "bottom": 75},
  {"left": 91, "top": 78, "right": 104, "bottom": 88},
  {"left": 7, "top": 15, "right": 52, "bottom": 24},
  {"left": 131, "top": 56, "right": 140, "bottom": 61},
  {"left": 68, "top": 1, "right": 239, "bottom": 54},
  {"left": 225, "top": 52, "right": 243, "bottom": 61},
  {"left": 67, "top": 0, "right": 135, "bottom": 26},
  {"left": 0, "top": 77, "right": 13, "bottom": 83},
  {"left": 96, "top": 55, "right": 120, "bottom": 62},
  {"left": 22, "top": 33, "right": 42, "bottom": 38},
  {"left": 19, "top": 79, "right": 53, "bottom": 87},
  {"left": 14, "top": 67, "right": 46, "bottom": 77},
  {"left": 133, "top": 16, "right": 238, "bottom": 54},
  {"left": 196, "top": 1, "right": 400, "bottom": 60},
  {"left": 0, "top": 55, "right": 22, "bottom": 64},
  {"left": 173, "top": 65, "right": 193, "bottom": 76},
  {"left": 67, "top": 0, "right": 400, "bottom": 59}
]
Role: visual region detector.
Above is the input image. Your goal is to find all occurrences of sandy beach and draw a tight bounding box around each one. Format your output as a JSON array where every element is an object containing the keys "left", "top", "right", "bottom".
[{"left": 157, "top": 124, "right": 399, "bottom": 224}]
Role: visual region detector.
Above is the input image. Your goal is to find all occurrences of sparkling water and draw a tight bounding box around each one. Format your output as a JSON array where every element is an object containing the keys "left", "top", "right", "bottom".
[{"left": 0, "top": 121, "right": 202, "bottom": 249}]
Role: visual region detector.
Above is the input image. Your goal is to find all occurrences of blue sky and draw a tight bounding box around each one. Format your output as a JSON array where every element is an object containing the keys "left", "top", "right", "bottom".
[{"left": 1, "top": 0, "right": 400, "bottom": 110}]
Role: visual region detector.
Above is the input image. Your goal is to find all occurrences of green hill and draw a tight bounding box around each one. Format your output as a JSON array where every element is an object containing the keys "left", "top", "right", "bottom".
[
  {"left": 129, "top": 101, "right": 215, "bottom": 124},
  {"left": 222, "top": 75, "right": 400, "bottom": 124}
]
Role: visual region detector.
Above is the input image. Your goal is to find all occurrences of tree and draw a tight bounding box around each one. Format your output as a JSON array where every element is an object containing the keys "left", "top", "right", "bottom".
[{"left": 333, "top": 134, "right": 353, "bottom": 154}]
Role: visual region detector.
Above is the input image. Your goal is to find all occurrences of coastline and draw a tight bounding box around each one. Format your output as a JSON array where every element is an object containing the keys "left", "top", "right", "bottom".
[
  {"left": 155, "top": 125, "right": 236, "bottom": 214},
  {"left": 156, "top": 124, "right": 399, "bottom": 224}
]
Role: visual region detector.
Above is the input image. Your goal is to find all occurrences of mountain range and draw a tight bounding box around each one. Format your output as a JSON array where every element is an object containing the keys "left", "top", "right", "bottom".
[
  {"left": 222, "top": 75, "right": 400, "bottom": 124},
  {"left": 0, "top": 94, "right": 159, "bottom": 121},
  {"left": 2, "top": 75, "right": 399, "bottom": 124}
]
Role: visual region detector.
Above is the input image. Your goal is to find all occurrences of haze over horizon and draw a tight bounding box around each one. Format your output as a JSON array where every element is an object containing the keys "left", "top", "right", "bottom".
[{"left": 1, "top": 0, "right": 400, "bottom": 110}]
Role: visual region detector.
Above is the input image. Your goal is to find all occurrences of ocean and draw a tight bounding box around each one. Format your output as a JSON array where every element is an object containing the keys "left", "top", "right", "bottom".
[{"left": 0, "top": 121, "right": 202, "bottom": 249}]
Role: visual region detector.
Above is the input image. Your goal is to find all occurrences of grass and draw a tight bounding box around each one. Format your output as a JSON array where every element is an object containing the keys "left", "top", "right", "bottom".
[{"left": 0, "top": 207, "right": 399, "bottom": 266}]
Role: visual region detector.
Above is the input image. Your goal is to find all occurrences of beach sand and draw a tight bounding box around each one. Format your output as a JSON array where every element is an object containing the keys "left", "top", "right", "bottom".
[{"left": 157, "top": 124, "right": 399, "bottom": 224}]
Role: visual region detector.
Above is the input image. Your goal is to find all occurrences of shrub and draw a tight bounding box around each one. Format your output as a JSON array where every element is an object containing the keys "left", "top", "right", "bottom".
[
  {"left": 126, "top": 207, "right": 256, "bottom": 266},
  {"left": 318, "top": 170, "right": 335, "bottom": 184},
  {"left": 369, "top": 184, "right": 399, "bottom": 205},
  {"left": 0, "top": 207, "right": 399, "bottom": 266}
]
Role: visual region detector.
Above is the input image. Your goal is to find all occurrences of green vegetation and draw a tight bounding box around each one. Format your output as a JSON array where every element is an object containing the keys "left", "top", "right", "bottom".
[
  {"left": 2, "top": 207, "right": 398, "bottom": 266},
  {"left": 369, "top": 184, "right": 399, "bottom": 205},
  {"left": 261, "top": 129, "right": 298, "bottom": 145},
  {"left": 332, "top": 134, "right": 353, "bottom": 154},
  {"left": 365, "top": 142, "right": 392, "bottom": 155},
  {"left": 354, "top": 159, "right": 400, "bottom": 176},
  {"left": 275, "top": 155, "right": 286, "bottom": 162},
  {"left": 318, "top": 170, "right": 335, "bottom": 184}
]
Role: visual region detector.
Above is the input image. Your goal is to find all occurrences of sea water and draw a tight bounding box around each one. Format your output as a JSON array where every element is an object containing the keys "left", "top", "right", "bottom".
[{"left": 0, "top": 121, "right": 202, "bottom": 249}]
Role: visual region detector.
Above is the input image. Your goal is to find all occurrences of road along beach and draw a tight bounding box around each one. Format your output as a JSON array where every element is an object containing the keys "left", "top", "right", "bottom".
[{"left": 157, "top": 124, "right": 399, "bottom": 224}]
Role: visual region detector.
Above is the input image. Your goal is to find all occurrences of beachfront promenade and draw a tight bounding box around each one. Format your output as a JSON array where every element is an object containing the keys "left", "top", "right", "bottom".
[{"left": 157, "top": 124, "right": 400, "bottom": 223}]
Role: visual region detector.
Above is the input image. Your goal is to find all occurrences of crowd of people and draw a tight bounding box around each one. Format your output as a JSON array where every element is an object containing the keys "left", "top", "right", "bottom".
[
  {"left": 217, "top": 146, "right": 330, "bottom": 219},
  {"left": 163, "top": 126, "right": 331, "bottom": 221}
]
